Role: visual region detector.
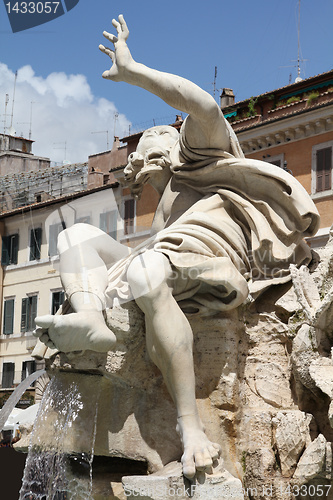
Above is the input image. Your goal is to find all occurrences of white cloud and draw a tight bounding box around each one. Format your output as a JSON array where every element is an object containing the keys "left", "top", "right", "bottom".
[{"left": 0, "top": 63, "right": 131, "bottom": 164}]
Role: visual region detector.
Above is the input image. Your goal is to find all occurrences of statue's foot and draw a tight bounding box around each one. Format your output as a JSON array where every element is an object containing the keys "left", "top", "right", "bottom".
[
  {"left": 34, "top": 310, "right": 117, "bottom": 353},
  {"left": 176, "top": 414, "right": 221, "bottom": 479}
]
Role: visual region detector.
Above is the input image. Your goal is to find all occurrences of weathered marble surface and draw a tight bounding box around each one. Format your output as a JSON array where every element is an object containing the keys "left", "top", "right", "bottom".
[{"left": 25, "top": 233, "right": 333, "bottom": 498}]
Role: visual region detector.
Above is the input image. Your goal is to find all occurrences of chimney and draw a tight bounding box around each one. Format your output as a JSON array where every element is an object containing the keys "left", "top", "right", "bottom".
[{"left": 220, "top": 88, "right": 235, "bottom": 109}]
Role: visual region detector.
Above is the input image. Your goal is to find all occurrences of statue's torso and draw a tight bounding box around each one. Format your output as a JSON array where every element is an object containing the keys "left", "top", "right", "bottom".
[{"left": 150, "top": 177, "right": 203, "bottom": 235}]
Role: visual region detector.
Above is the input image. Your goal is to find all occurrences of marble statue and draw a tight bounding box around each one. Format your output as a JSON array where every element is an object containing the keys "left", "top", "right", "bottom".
[{"left": 34, "top": 15, "right": 320, "bottom": 480}]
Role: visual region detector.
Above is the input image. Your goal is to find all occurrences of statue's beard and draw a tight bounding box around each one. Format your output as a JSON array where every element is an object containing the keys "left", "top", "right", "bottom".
[{"left": 124, "top": 147, "right": 172, "bottom": 198}]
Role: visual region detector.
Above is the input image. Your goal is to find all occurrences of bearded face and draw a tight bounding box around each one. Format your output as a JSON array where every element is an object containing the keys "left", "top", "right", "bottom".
[{"left": 124, "top": 126, "right": 178, "bottom": 198}]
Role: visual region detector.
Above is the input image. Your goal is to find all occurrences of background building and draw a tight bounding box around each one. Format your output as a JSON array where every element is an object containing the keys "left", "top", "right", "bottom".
[
  {"left": 222, "top": 69, "right": 333, "bottom": 247},
  {"left": 1, "top": 70, "right": 333, "bottom": 413}
]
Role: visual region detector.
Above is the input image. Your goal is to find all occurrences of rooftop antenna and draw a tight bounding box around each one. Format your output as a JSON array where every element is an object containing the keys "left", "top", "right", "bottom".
[
  {"left": 3, "top": 94, "right": 9, "bottom": 134},
  {"left": 17, "top": 101, "right": 36, "bottom": 140},
  {"left": 279, "top": 0, "right": 307, "bottom": 83},
  {"left": 9, "top": 71, "right": 17, "bottom": 133},
  {"left": 213, "top": 66, "right": 217, "bottom": 100},
  {"left": 91, "top": 130, "right": 109, "bottom": 150},
  {"left": 53, "top": 141, "right": 68, "bottom": 163},
  {"left": 29, "top": 101, "right": 35, "bottom": 140},
  {"left": 114, "top": 112, "right": 119, "bottom": 139},
  {"left": 295, "top": 0, "right": 303, "bottom": 83}
]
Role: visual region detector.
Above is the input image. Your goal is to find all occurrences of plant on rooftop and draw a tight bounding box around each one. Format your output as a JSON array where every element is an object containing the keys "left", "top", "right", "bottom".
[
  {"left": 247, "top": 97, "right": 258, "bottom": 117},
  {"left": 306, "top": 91, "right": 320, "bottom": 107},
  {"left": 286, "top": 96, "right": 301, "bottom": 105}
]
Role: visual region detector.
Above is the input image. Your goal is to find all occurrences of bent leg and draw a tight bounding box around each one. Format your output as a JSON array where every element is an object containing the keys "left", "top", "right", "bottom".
[
  {"left": 127, "top": 250, "right": 221, "bottom": 478},
  {"left": 35, "top": 224, "right": 130, "bottom": 352}
]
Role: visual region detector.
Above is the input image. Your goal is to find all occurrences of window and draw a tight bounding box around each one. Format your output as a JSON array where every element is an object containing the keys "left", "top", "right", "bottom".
[
  {"left": 265, "top": 154, "right": 284, "bottom": 169},
  {"left": 3, "top": 298, "right": 14, "bottom": 335},
  {"left": 100, "top": 211, "right": 117, "bottom": 240},
  {"left": 312, "top": 142, "right": 333, "bottom": 194},
  {"left": 316, "top": 147, "right": 332, "bottom": 192},
  {"left": 21, "top": 360, "right": 36, "bottom": 383},
  {"left": 1, "top": 362, "right": 15, "bottom": 388},
  {"left": 29, "top": 227, "right": 42, "bottom": 261},
  {"left": 1, "top": 233, "right": 19, "bottom": 265},
  {"left": 51, "top": 290, "right": 65, "bottom": 315},
  {"left": 48, "top": 222, "right": 66, "bottom": 257},
  {"left": 21, "top": 295, "right": 38, "bottom": 332},
  {"left": 124, "top": 198, "right": 135, "bottom": 235},
  {"left": 75, "top": 216, "right": 91, "bottom": 224}
]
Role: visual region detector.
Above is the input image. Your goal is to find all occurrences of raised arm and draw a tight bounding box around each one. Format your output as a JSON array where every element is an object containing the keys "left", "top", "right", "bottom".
[{"left": 99, "top": 15, "right": 231, "bottom": 152}]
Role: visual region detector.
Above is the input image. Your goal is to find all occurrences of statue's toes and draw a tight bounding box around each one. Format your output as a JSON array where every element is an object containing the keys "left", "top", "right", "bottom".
[{"left": 181, "top": 451, "right": 196, "bottom": 479}]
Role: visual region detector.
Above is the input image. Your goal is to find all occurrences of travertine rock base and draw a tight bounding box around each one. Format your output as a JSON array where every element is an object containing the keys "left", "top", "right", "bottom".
[{"left": 23, "top": 234, "right": 333, "bottom": 498}]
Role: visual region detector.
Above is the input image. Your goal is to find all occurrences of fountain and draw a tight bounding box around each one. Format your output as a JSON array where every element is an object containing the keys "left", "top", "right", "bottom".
[
  {"left": 9, "top": 12, "right": 333, "bottom": 500},
  {"left": 19, "top": 373, "right": 100, "bottom": 499}
]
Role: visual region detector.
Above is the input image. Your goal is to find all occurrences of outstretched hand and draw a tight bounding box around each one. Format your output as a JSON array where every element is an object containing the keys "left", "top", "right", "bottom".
[{"left": 99, "top": 14, "right": 134, "bottom": 82}]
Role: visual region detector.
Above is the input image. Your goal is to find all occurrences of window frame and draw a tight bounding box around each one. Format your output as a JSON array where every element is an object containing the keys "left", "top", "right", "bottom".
[
  {"left": 1, "top": 362, "right": 15, "bottom": 388},
  {"left": 21, "top": 294, "right": 38, "bottom": 333},
  {"left": 48, "top": 222, "right": 66, "bottom": 257},
  {"left": 100, "top": 210, "right": 118, "bottom": 240},
  {"left": 3, "top": 297, "right": 15, "bottom": 335},
  {"left": 1, "top": 233, "right": 19, "bottom": 265},
  {"left": 311, "top": 141, "right": 333, "bottom": 195},
  {"left": 21, "top": 360, "right": 36, "bottom": 383},
  {"left": 51, "top": 289, "right": 65, "bottom": 315},
  {"left": 29, "top": 227, "right": 42, "bottom": 261},
  {"left": 122, "top": 197, "right": 136, "bottom": 236}
]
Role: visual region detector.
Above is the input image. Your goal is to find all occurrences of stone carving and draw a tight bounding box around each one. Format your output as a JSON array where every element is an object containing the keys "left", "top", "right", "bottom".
[{"left": 30, "top": 14, "right": 328, "bottom": 494}]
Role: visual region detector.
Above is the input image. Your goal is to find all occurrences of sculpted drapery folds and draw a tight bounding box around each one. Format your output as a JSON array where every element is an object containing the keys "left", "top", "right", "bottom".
[{"left": 34, "top": 15, "right": 320, "bottom": 479}]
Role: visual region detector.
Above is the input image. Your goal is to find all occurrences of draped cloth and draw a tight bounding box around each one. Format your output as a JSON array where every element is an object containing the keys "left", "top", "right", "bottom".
[{"left": 105, "top": 119, "right": 320, "bottom": 315}]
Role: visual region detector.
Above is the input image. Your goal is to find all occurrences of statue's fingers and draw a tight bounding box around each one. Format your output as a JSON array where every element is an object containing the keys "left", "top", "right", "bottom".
[
  {"left": 35, "top": 315, "right": 54, "bottom": 329},
  {"left": 118, "top": 14, "right": 129, "bottom": 38},
  {"left": 99, "top": 45, "right": 115, "bottom": 62},
  {"left": 45, "top": 339, "right": 56, "bottom": 349},
  {"left": 33, "top": 327, "right": 46, "bottom": 338},
  {"left": 103, "top": 31, "right": 118, "bottom": 44},
  {"left": 111, "top": 18, "right": 121, "bottom": 33},
  {"left": 39, "top": 333, "right": 51, "bottom": 345}
]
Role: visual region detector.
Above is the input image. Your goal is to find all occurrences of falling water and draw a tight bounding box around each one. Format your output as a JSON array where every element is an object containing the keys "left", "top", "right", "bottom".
[
  {"left": 0, "top": 369, "right": 46, "bottom": 433},
  {"left": 19, "top": 373, "right": 100, "bottom": 500}
]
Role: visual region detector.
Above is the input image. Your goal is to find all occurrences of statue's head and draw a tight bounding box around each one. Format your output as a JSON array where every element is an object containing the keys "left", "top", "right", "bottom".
[{"left": 124, "top": 125, "right": 179, "bottom": 198}]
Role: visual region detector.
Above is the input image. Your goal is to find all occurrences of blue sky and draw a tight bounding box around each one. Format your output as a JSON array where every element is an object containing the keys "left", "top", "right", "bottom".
[{"left": 0, "top": 0, "right": 332, "bottom": 163}]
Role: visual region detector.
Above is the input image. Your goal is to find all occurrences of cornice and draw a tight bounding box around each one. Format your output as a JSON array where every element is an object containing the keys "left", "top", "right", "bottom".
[{"left": 237, "top": 104, "right": 333, "bottom": 154}]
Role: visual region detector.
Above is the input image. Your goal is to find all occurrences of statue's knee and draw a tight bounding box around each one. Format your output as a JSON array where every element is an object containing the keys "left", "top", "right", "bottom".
[
  {"left": 127, "top": 251, "right": 171, "bottom": 300},
  {"left": 57, "top": 223, "right": 102, "bottom": 254}
]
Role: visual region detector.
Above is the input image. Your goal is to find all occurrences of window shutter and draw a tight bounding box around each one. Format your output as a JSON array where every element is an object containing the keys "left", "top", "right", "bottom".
[
  {"left": 108, "top": 211, "right": 117, "bottom": 240},
  {"left": 11, "top": 234, "right": 19, "bottom": 264},
  {"left": 49, "top": 224, "right": 58, "bottom": 257},
  {"left": 124, "top": 199, "right": 135, "bottom": 235},
  {"left": 1, "top": 362, "right": 15, "bottom": 388},
  {"left": 317, "top": 147, "right": 332, "bottom": 192},
  {"left": 30, "top": 228, "right": 42, "bottom": 260},
  {"left": 21, "top": 360, "right": 36, "bottom": 382},
  {"left": 52, "top": 291, "right": 65, "bottom": 315},
  {"left": 21, "top": 297, "right": 28, "bottom": 332},
  {"left": 324, "top": 148, "right": 332, "bottom": 191},
  {"left": 34, "top": 227, "right": 42, "bottom": 260},
  {"left": 1, "top": 236, "right": 9, "bottom": 265},
  {"left": 3, "top": 299, "right": 14, "bottom": 335},
  {"left": 29, "top": 229, "right": 35, "bottom": 261},
  {"left": 100, "top": 213, "right": 107, "bottom": 233},
  {"left": 100, "top": 212, "right": 117, "bottom": 239},
  {"left": 29, "top": 295, "right": 38, "bottom": 331}
]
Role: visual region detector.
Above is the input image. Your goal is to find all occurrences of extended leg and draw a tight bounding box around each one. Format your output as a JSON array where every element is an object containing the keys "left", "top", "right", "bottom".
[{"left": 127, "top": 250, "right": 221, "bottom": 478}]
